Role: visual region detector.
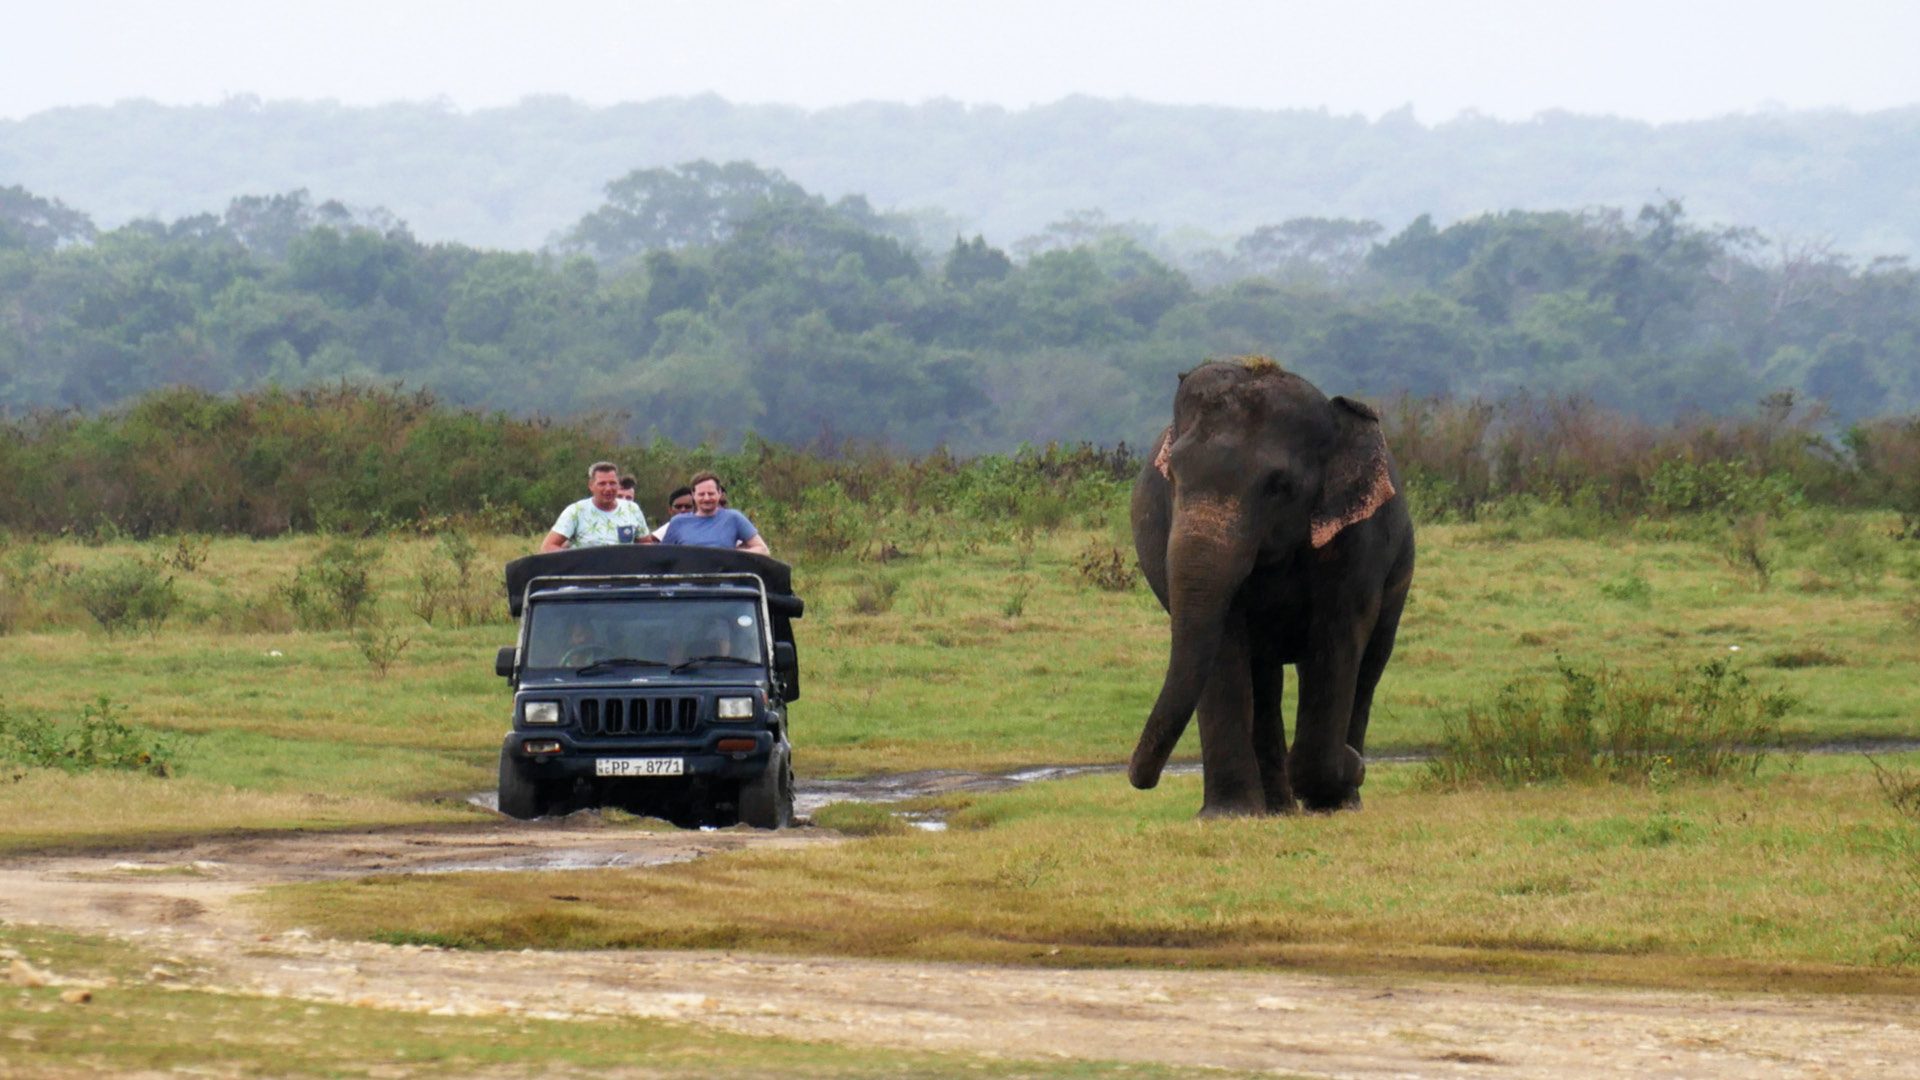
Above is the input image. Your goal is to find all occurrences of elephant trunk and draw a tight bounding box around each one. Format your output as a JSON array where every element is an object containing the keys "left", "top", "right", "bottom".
[{"left": 1128, "top": 509, "right": 1250, "bottom": 789}]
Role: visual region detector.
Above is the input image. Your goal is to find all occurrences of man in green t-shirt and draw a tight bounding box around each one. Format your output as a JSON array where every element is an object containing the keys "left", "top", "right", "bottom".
[{"left": 540, "top": 461, "right": 651, "bottom": 551}]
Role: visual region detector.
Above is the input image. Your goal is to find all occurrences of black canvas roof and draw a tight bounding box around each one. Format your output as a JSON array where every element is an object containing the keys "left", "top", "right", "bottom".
[{"left": 503, "top": 545, "right": 798, "bottom": 618}]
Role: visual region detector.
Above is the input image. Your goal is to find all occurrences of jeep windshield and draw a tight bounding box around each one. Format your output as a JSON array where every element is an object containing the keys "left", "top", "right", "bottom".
[{"left": 523, "top": 597, "right": 765, "bottom": 672}]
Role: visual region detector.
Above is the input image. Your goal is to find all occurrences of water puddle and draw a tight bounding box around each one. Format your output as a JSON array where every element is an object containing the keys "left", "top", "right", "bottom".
[{"left": 471, "top": 737, "right": 1920, "bottom": 828}]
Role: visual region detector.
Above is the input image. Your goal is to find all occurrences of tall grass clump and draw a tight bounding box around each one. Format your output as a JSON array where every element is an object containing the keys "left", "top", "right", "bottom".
[
  {"left": 0, "top": 540, "right": 74, "bottom": 634},
  {"left": 1428, "top": 659, "right": 1793, "bottom": 788},
  {"left": 1867, "top": 757, "right": 1920, "bottom": 963}
]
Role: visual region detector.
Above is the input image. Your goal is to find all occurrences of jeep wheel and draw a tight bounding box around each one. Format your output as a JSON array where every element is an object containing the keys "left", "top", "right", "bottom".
[
  {"left": 738, "top": 741, "right": 794, "bottom": 829},
  {"left": 497, "top": 745, "right": 556, "bottom": 820}
]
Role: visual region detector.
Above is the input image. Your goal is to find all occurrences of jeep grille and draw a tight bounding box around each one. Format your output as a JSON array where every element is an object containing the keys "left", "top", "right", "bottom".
[{"left": 576, "top": 696, "right": 701, "bottom": 737}]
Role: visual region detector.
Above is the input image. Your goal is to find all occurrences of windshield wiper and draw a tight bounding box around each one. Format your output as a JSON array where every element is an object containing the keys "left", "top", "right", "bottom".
[
  {"left": 670, "top": 655, "right": 760, "bottom": 673},
  {"left": 576, "top": 657, "right": 669, "bottom": 675}
]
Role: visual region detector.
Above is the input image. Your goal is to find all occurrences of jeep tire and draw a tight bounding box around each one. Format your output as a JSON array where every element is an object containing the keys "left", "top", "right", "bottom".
[
  {"left": 738, "top": 740, "right": 794, "bottom": 829},
  {"left": 497, "top": 744, "right": 558, "bottom": 820}
]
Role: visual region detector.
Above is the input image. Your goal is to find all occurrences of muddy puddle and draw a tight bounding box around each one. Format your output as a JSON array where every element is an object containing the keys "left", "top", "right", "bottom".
[
  {"left": 471, "top": 736, "right": 1920, "bottom": 830},
  {"left": 467, "top": 762, "right": 1183, "bottom": 827}
]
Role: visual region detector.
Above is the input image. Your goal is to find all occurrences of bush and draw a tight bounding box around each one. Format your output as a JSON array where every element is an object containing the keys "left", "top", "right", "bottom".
[
  {"left": 1596, "top": 568, "right": 1652, "bottom": 605},
  {"left": 280, "top": 539, "right": 379, "bottom": 630},
  {"left": 0, "top": 541, "right": 75, "bottom": 634},
  {"left": 65, "top": 557, "right": 181, "bottom": 635},
  {"left": 770, "top": 481, "right": 860, "bottom": 558},
  {"left": 157, "top": 534, "right": 210, "bottom": 572},
  {"left": 353, "top": 618, "right": 413, "bottom": 678},
  {"left": 1072, "top": 542, "right": 1137, "bottom": 592},
  {"left": 1427, "top": 658, "right": 1792, "bottom": 788},
  {"left": 1721, "top": 514, "right": 1777, "bottom": 590},
  {"left": 0, "top": 697, "right": 185, "bottom": 778},
  {"left": 1806, "top": 516, "right": 1891, "bottom": 594},
  {"left": 1649, "top": 460, "right": 1775, "bottom": 518},
  {"left": 406, "top": 530, "right": 497, "bottom": 627}
]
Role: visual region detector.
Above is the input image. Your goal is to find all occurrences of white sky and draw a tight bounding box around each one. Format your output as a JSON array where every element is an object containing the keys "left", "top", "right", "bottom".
[{"left": 5, "top": 0, "right": 1918, "bottom": 124}]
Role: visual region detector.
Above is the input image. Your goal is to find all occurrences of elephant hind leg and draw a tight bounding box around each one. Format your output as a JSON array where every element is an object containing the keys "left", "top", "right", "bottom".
[
  {"left": 1249, "top": 635, "right": 1296, "bottom": 814},
  {"left": 1346, "top": 578, "right": 1409, "bottom": 760}
]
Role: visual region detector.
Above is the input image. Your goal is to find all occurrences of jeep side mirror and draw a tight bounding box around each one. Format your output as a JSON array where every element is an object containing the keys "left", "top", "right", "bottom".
[
  {"left": 495, "top": 646, "right": 517, "bottom": 678},
  {"left": 773, "top": 641, "right": 799, "bottom": 701}
]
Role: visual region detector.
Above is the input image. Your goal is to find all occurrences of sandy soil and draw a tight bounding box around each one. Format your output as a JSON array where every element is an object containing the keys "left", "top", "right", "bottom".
[{"left": 1, "top": 819, "right": 1915, "bottom": 1079}]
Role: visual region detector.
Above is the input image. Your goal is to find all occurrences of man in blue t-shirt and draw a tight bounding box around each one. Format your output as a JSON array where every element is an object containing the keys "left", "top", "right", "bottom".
[
  {"left": 541, "top": 461, "right": 651, "bottom": 551},
  {"left": 661, "top": 471, "right": 770, "bottom": 554}
]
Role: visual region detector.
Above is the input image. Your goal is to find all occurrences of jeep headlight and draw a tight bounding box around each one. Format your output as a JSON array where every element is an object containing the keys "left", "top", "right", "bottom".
[
  {"left": 716, "top": 696, "right": 755, "bottom": 720},
  {"left": 523, "top": 701, "right": 561, "bottom": 725}
]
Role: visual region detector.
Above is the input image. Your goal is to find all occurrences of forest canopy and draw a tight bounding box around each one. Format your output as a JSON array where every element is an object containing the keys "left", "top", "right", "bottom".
[{"left": 1, "top": 163, "right": 1916, "bottom": 452}]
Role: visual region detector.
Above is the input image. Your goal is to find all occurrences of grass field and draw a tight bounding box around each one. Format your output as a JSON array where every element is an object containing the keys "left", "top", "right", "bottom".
[{"left": 2, "top": 515, "right": 1918, "bottom": 995}]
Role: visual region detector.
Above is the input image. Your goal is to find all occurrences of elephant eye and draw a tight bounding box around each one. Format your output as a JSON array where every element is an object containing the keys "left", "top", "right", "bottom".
[{"left": 1263, "top": 471, "right": 1294, "bottom": 498}]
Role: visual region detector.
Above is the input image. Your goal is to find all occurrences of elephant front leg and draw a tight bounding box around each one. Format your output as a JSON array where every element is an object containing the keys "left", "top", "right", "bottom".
[
  {"left": 1249, "top": 634, "right": 1296, "bottom": 813},
  {"left": 1289, "top": 637, "right": 1369, "bottom": 812},
  {"left": 1195, "top": 620, "right": 1266, "bottom": 817}
]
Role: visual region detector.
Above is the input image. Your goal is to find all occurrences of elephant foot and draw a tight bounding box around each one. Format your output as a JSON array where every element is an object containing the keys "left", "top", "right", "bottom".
[
  {"left": 1291, "top": 746, "right": 1366, "bottom": 813},
  {"left": 1196, "top": 797, "right": 1265, "bottom": 819}
]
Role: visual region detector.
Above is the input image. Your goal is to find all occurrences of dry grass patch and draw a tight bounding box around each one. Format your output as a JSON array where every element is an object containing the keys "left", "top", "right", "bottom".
[
  {"left": 0, "top": 925, "right": 1176, "bottom": 1078},
  {"left": 0, "top": 769, "right": 475, "bottom": 853}
]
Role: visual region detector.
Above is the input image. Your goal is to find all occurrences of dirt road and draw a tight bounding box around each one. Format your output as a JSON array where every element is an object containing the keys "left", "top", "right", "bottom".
[{"left": 1, "top": 819, "right": 1914, "bottom": 1078}]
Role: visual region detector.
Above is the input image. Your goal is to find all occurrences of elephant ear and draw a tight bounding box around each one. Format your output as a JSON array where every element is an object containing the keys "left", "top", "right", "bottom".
[
  {"left": 1310, "top": 396, "right": 1396, "bottom": 549},
  {"left": 1151, "top": 425, "right": 1174, "bottom": 479}
]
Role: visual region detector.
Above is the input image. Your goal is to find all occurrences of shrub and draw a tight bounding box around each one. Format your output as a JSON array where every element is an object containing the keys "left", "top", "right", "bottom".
[
  {"left": 406, "top": 529, "right": 496, "bottom": 627},
  {"left": 1427, "top": 658, "right": 1792, "bottom": 788},
  {"left": 1647, "top": 459, "right": 1801, "bottom": 521},
  {"left": 1597, "top": 568, "right": 1652, "bottom": 605},
  {"left": 1807, "top": 516, "right": 1891, "bottom": 594},
  {"left": 353, "top": 618, "right": 413, "bottom": 678},
  {"left": 281, "top": 539, "right": 379, "bottom": 630},
  {"left": 1072, "top": 542, "right": 1137, "bottom": 592},
  {"left": 772, "top": 481, "right": 859, "bottom": 559},
  {"left": 1001, "top": 579, "right": 1032, "bottom": 620},
  {"left": 158, "top": 534, "right": 210, "bottom": 572},
  {"left": 65, "top": 557, "right": 181, "bottom": 635},
  {"left": 0, "top": 697, "right": 185, "bottom": 779},
  {"left": 1722, "top": 514, "right": 1777, "bottom": 590}
]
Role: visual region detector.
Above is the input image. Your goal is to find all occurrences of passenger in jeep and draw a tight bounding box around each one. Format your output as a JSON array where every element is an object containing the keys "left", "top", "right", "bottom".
[
  {"left": 661, "top": 472, "right": 770, "bottom": 554},
  {"left": 542, "top": 461, "right": 652, "bottom": 552}
]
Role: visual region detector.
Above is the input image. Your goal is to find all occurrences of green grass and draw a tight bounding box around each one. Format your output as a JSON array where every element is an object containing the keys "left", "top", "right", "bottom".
[
  {"left": 4, "top": 519, "right": 1920, "bottom": 999},
  {"left": 2, "top": 520, "right": 1917, "bottom": 849},
  {"left": 260, "top": 756, "right": 1920, "bottom": 995}
]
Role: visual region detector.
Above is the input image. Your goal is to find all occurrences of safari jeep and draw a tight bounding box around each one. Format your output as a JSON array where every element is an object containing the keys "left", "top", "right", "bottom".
[{"left": 496, "top": 545, "right": 802, "bottom": 828}]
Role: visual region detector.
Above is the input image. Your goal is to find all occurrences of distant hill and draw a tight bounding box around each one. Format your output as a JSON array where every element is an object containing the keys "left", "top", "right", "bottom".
[{"left": 2, "top": 95, "right": 1917, "bottom": 258}]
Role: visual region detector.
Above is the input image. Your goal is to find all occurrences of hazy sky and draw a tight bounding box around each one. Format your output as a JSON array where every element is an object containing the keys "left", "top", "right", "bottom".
[{"left": 7, "top": 0, "right": 1918, "bottom": 124}]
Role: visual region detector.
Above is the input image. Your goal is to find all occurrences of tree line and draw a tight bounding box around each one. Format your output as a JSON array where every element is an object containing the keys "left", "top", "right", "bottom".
[
  {"left": 2, "top": 162, "right": 1918, "bottom": 454},
  {"left": 5, "top": 382, "right": 1918, "bottom": 541}
]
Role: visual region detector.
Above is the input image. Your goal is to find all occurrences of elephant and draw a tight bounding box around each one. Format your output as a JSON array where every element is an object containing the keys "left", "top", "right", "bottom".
[{"left": 1128, "top": 358, "right": 1415, "bottom": 815}]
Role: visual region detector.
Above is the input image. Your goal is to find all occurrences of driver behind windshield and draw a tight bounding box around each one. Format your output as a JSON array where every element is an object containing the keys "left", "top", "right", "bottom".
[{"left": 672, "top": 617, "right": 737, "bottom": 667}]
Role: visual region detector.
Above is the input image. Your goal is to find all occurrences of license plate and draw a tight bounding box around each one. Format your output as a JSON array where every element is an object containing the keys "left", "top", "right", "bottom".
[{"left": 595, "top": 757, "right": 684, "bottom": 778}]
